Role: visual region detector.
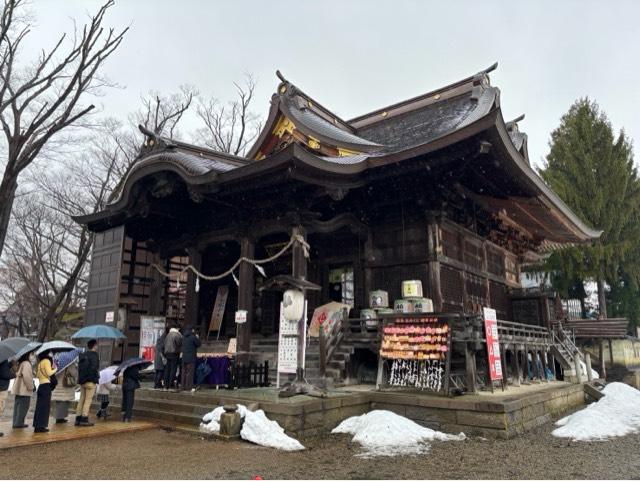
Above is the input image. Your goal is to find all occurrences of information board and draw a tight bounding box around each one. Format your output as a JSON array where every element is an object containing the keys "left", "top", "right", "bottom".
[
  {"left": 139, "top": 316, "right": 166, "bottom": 368},
  {"left": 276, "top": 301, "right": 307, "bottom": 383},
  {"left": 208, "top": 285, "right": 229, "bottom": 333},
  {"left": 483, "top": 307, "right": 503, "bottom": 381}
]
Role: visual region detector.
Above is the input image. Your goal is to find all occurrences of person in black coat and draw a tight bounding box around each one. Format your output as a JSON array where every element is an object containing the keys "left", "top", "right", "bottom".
[
  {"left": 180, "top": 326, "right": 201, "bottom": 392},
  {"left": 0, "top": 359, "right": 16, "bottom": 437},
  {"left": 76, "top": 339, "right": 100, "bottom": 427},
  {"left": 121, "top": 364, "right": 141, "bottom": 422}
]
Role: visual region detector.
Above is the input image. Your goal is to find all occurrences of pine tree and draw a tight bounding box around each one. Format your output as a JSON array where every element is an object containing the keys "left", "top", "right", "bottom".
[{"left": 539, "top": 98, "right": 640, "bottom": 318}]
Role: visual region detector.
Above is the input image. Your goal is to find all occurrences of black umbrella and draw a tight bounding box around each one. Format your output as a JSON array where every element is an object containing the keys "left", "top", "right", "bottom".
[
  {"left": 0, "top": 337, "right": 30, "bottom": 363},
  {"left": 10, "top": 341, "right": 42, "bottom": 362},
  {"left": 113, "top": 357, "right": 152, "bottom": 376}
]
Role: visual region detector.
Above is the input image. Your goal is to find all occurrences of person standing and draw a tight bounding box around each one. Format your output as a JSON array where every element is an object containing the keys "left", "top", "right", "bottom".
[
  {"left": 163, "top": 327, "right": 182, "bottom": 391},
  {"left": 76, "top": 339, "right": 99, "bottom": 427},
  {"left": 33, "top": 352, "right": 56, "bottom": 433},
  {"left": 0, "top": 358, "right": 16, "bottom": 437},
  {"left": 51, "top": 358, "right": 78, "bottom": 424},
  {"left": 11, "top": 353, "right": 34, "bottom": 429},
  {"left": 121, "top": 364, "right": 141, "bottom": 422},
  {"left": 154, "top": 328, "right": 168, "bottom": 389},
  {"left": 96, "top": 374, "right": 118, "bottom": 420},
  {"left": 180, "top": 326, "right": 201, "bottom": 392}
]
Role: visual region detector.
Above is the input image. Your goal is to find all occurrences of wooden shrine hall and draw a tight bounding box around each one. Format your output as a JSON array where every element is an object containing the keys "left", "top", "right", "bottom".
[{"left": 75, "top": 63, "right": 602, "bottom": 390}]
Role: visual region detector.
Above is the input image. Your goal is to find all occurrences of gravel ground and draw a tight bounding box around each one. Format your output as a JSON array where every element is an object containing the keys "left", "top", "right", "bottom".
[{"left": 1, "top": 420, "right": 639, "bottom": 480}]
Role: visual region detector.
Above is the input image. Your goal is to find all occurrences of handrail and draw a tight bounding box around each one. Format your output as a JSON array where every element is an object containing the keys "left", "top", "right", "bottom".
[{"left": 319, "top": 309, "right": 349, "bottom": 376}]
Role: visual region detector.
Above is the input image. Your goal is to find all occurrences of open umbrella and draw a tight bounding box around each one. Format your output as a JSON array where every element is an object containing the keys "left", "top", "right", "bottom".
[
  {"left": 9, "top": 341, "right": 42, "bottom": 362},
  {"left": 35, "top": 340, "right": 76, "bottom": 356},
  {"left": 99, "top": 366, "right": 118, "bottom": 385},
  {"left": 53, "top": 349, "right": 80, "bottom": 373},
  {"left": 72, "top": 325, "right": 126, "bottom": 340},
  {"left": 0, "top": 337, "right": 30, "bottom": 363},
  {"left": 114, "top": 357, "right": 152, "bottom": 376}
]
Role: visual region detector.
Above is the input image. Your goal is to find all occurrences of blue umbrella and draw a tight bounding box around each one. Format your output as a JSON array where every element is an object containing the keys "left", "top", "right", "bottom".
[
  {"left": 72, "top": 325, "right": 126, "bottom": 340},
  {"left": 36, "top": 340, "right": 76, "bottom": 356},
  {"left": 53, "top": 349, "right": 80, "bottom": 372},
  {"left": 113, "top": 357, "right": 152, "bottom": 376},
  {"left": 9, "top": 341, "right": 42, "bottom": 362}
]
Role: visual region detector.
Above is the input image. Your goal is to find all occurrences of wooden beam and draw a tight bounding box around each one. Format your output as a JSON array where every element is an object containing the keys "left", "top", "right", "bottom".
[
  {"left": 426, "top": 218, "right": 443, "bottom": 311},
  {"left": 236, "top": 237, "right": 255, "bottom": 362},
  {"left": 185, "top": 248, "right": 201, "bottom": 332}
]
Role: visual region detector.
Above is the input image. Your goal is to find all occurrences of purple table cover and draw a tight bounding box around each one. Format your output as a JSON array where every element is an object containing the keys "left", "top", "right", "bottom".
[{"left": 196, "top": 356, "right": 230, "bottom": 385}]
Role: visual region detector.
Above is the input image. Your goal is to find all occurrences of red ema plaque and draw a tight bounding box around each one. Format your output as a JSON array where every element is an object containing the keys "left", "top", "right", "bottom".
[{"left": 483, "top": 307, "right": 503, "bottom": 381}]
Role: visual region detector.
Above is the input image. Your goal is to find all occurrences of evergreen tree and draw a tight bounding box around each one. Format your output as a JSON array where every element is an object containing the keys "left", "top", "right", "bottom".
[{"left": 539, "top": 98, "right": 640, "bottom": 319}]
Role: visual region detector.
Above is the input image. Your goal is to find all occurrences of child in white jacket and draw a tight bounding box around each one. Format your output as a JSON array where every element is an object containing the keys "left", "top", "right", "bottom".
[{"left": 96, "top": 378, "right": 118, "bottom": 419}]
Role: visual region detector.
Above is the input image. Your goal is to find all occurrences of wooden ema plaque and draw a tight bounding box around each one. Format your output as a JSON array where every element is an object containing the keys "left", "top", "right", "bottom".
[{"left": 376, "top": 313, "right": 453, "bottom": 395}]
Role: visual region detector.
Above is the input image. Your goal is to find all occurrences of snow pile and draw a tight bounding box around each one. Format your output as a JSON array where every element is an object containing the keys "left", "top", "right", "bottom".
[
  {"left": 200, "top": 404, "right": 304, "bottom": 451},
  {"left": 332, "top": 410, "right": 465, "bottom": 457},
  {"left": 552, "top": 382, "right": 640, "bottom": 441},
  {"left": 579, "top": 360, "right": 599, "bottom": 380}
]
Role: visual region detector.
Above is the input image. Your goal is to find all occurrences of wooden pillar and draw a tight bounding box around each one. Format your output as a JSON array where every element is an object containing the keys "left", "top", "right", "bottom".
[
  {"left": 608, "top": 339, "right": 614, "bottom": 364},
  {"left": 292, "top": 226, "right": 308, "bottom": 380},
  {"left": 574, "top": 353, "right": 583, "bottom": 383},
  {"left": 148, "top": 251, "right": 164, "bottom": 317},
  {"left": 540, "top": 349, "right": 548, "bottom": 382},
  {"left": 426, "top": 216, "right": 443, "bottom": 312},
  {"left": 236, "top": 237, "right": 255, "bottom": 361},
  {"left": 599, "top": 340, "right": 607, "bottom": 380},
  {"left": 549, "top": 351, "right": 557, "bottom": 380},
  {"left": 363, "top": 231, "right": 374, "bottom": 304},
  {"left": 585, "top": 353, "right": 593, "bottom": 381},
  {"left": 185, "top": 248, "right": 202, "bottom": 330},
  {"left": 512, "top": 347, "right": 521, "bottom": 386},
  {"left": 465, "top": 342, "right": 477, "bottom": 393},
  {"left": 524, "top": 346, "right": 530, "bottom": 382}
]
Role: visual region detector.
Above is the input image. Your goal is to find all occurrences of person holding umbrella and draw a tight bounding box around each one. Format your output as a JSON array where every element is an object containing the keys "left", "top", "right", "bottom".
[
  {"left": 51, "top": 350, "right": 79, "bottom": 424},
  {"left": 76, "top": 339, "right": 100, "bottom": 427},
  {"left": 33, "top": 351, "right": 57, "bottom": 433},
  {"left": 115, "top": 358, "right": 150, "bottom": 422},
  {"left": 96, "top": 366, "right": 118, "bottom": 420},
  {"left": 11, "top": 350, "right": 37, "bottom": 429},
  {"left": 0, "top": 357, "right": 16, "bottom": 437}
]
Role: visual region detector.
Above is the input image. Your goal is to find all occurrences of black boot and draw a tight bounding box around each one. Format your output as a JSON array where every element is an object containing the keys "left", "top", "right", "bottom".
[{"left": 74, "top": 416, "right": 83, "bottom": 426}]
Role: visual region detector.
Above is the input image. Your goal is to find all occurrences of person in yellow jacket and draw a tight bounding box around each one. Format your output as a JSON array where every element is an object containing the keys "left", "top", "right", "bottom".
[{"left": 33, "top": 352, "right": 56, "bottom": 433}]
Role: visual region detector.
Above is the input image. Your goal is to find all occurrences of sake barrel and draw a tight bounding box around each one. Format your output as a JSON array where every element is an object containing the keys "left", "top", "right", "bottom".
[
  {"left": 361, "top": 309, "right": 378, "bottom": 328},
  {"left": 369, "top": 290, "right": 389, "bottom": 308},
  {"left": 394, "top": 299, "right": 414, "bottom": 313},
  {"left": 412, "top": 297, "right": 434, "bottom": 313},
  {"left": 401, "top": 280, "right": 423, "bottom": 298}
]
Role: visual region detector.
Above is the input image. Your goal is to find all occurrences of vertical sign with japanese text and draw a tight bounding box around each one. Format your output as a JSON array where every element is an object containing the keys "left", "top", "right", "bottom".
[{"left": 483, "top": 307, "right": 503, "bottom": 381}]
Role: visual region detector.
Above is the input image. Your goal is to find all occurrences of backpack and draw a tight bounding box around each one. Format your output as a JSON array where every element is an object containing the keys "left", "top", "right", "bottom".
[{"left": 63, "top": 365, "right": 78, "bottom": 387}]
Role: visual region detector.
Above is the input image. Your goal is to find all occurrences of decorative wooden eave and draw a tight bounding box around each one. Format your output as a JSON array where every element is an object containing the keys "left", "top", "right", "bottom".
[{"left": 247, "top": 71, "right": 384, "bottom": 160}]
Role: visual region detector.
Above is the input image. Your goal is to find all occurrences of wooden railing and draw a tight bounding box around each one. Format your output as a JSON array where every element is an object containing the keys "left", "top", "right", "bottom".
[
  {"left": 318, "top": 316, "right": 345, "bottom": 377},
  {"left": 496, "top": 319, "right": 553, "bottom": 346},
  {"left": 318, "top": 314, "right": 384, "bottom": 376}
]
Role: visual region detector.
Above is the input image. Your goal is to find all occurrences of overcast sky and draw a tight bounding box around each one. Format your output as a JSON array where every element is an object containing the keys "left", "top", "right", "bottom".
[{"left": 24, "top": 0, "right": 640, "bottom": 167}]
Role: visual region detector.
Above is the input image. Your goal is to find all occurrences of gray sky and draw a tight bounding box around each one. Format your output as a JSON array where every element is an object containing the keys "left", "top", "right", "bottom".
[{"left": 25, "top": 0, "right": 640, "bottom": 167}]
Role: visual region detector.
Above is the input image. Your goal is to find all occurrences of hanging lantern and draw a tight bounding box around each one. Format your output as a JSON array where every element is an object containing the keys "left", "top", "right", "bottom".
[{"left": 283, "top": 288, "right": 305, "bottom": 321}]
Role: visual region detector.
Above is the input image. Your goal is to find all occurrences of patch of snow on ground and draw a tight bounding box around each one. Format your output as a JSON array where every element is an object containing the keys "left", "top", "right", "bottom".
[
  {"left": 579, "top": 360, "right": 599, "bottom": 379},
  {"left": 200, "top": 404, "right": 304, "bottom": 451},
  {"left": 332, "top": 410, "right": 465, "bottom": 458},
  {"left": 552, "top": 382, "right": 640, "bottom": 441}
]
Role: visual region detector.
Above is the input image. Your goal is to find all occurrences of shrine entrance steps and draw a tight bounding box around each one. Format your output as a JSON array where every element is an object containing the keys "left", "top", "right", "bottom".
[{"left": 100, "top": 381, "right": 586, "bottom": 440}]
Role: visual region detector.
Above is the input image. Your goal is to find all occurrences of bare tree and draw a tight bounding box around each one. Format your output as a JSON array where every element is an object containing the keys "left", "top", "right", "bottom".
[
  {"left": 23, "top": 87, "right": 197, "bottom": 340},
  {"left": 0, "top": 0, "right": 128, "bottom": 258},
  {"left": 195, "top": 75, "right": 261, "bottom": 155}
]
